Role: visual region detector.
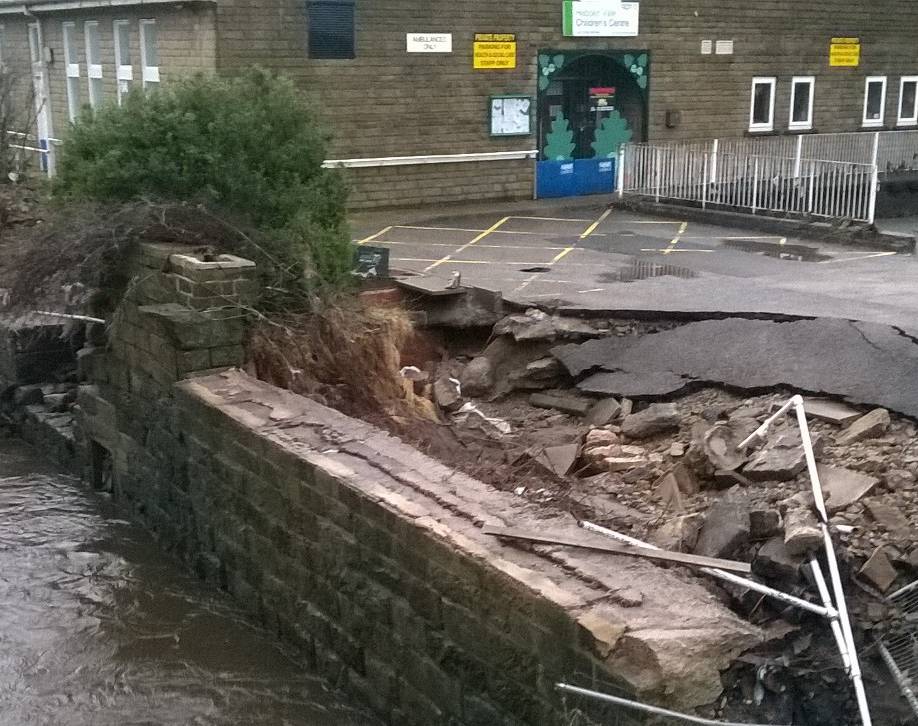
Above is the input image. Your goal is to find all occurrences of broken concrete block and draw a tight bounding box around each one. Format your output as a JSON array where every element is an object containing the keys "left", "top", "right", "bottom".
[
  {"left": 13, "top": 385, "right": 43, "bottom": 406},
  {"left": 620, "top": 403, "right": 680, "bottom": 440},
  {"left": 817, "top": 465, "right": 878, "bottom": 514},
  {"left": 697, "top": 424, "right": 747, "bottom": 472},
  {"left": 656, "top": 474, "right": 685, "bottom": 511},
  {"left": 804, "top": 398, "right": 862, "bottom": 426},
  {"left": 864, "top": 500, "right": 910, "bottom": 537},
  {"left": 493, "top": 309, "right": 555, "bottom": 341},
  {"left": 43, "top": 393, "right": 70, "bottom": 413},
  {"left": 620, "top": 398, "right": 634, "bottom": 417},
  {"left": 433, "top": 376, "right": 462, "bottom": 411},
  {"left": 653, "top": 463, "right": 699, "bottom": 500},
  {"left": 783, "top": 508, "right": 823, "bottom": 556},
  {"left": 858, "top": 547, "right": 898, "bottom": 593},
  {"left": 835, "top": 408, "right": 891, "bottom": 446},
  {"left": 755, "top": 537, "right": 804, "bottom": 582},
  {"left": 611, "top": 588, "right": 643, "bottom": 608},
  {"left": 525, "top": 356, "right": 563, "bottom": 378},
  {"left": 459, "top": 357, "right": 493, "bottom": 397},
  {"left": 668, "top": 442, "right": 686, "bottom": 458},
  {"left": 606, "top": 456, "right": 649, "bottom": 473},
  {"left": 651, "top": 513, "right": 704, "bottom": 552},
  {"left": 713, "top": 469, "right": 753, "bottom": 489},
  {"left": 584, "top": 428, "right": 619, "bottom": 450},
  {"left": 694, "top": 502, "right": 751, "bottom": 559},
  {"left": 529, "top": 392, "right": 592, "bottom": 416},
  {"left": 585, "top": 398, "right": 622, "bottom": 426},
  {"left": 533, "top": 444, "right": 579, "bottom": 478},
  {"left": 749, "top": 509, "right": 782, "bottom": 539},
  {"left": 743, "top": 430, "right": 822, "bottom": 482}
]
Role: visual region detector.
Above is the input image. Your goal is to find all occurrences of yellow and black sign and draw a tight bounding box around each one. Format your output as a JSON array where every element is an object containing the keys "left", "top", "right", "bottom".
[
  {"left": 830, "top": 37, "right": 860, "bottom": 67},
  {"left": 473, "top": 33, "right": 517, "bottom": 70}
]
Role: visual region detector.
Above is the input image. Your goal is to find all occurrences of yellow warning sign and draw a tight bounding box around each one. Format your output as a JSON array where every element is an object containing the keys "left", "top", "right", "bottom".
[
  {"left": 830, "top": 37, "right": 860, "bottom": 67},
  {"left": 473, "top": 33, "right": 517, "bottom": 70}
]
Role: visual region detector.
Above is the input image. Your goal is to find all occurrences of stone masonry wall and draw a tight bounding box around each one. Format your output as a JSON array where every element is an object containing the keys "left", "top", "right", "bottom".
[{"left": 77, "top": 244, "right": 764, "bottom": 725}]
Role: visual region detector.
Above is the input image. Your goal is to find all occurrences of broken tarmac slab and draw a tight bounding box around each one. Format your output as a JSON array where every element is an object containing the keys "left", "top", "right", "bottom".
[
  {"left": 818, "top": 464, "right": 878, "bottom": 514},
  {"left": 551, "top": 317, "right": 918, "bottom": 420}
]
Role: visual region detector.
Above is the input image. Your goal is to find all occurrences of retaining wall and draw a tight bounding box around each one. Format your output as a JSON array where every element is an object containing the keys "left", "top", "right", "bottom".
[{"left": 76, "top": 244, "right": 764, "bottom": 725}]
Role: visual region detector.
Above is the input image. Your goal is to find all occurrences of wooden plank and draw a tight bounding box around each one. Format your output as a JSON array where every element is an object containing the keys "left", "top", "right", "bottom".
[{"left": 482, "top": 525, "right": 752, "bottom": 574}]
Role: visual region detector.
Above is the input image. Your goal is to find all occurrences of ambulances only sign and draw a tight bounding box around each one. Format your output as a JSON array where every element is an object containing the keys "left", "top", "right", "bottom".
[{"left": 562, "top": 0, "right": 640, "bottom": 37}]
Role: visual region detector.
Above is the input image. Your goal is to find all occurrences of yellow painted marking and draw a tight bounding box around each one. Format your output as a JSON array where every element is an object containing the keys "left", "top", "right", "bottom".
[
  {"left": 509, "top": 215, "right": 593, "bottom": 222},
  {"left": 550, "top": 247, "right": 575, "bottom": 264},
  {"left": 579, "top": 208, "right": 614, "bottom": 239},
  {"left": 397, "top": 258, "right": 596, "bottom": 266},
  {"left": 662, "top": 222, "right": 689, "bottom": 255},
  {"left": 423, "top": 216, "right": 510, "bottom": 272},
  {"left": 356, "top": 226, "right": 393, "bottom": 246},
  {"left": 375, "top": 240, "right": 569, "bottom": 251},
  {"left": 393, "top": 225, "right": 594, "bottom": 237},
  {"left": 779, "top": 237, "right": 787, "bottom": 245},
  {"left": 630, "top": 220, "right": 685, "bottom": 225},
  {"left": 818, "top": 251, "right": 897, "bottom": 264}
]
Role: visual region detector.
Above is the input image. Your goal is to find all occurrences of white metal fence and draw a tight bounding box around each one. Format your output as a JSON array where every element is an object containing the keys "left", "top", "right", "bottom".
[{"left": 620, "top": 142, "right": 877, "bottom": 223}]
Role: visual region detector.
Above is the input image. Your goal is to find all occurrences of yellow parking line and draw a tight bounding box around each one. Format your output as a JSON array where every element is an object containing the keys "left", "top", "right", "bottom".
[
  {"left": 423, "top": 216, "right": 510, "bottom": 272},
  {"left": 641, "top": 248, "right": 713, "bottom": 253},
  {"left": 378, "top": 240, "right": 569, "bottom": 251},
  {"left": 630, "top": 220, "right": 684, "bottom": 224},
  {"left": 509, "top": 215, "right": 593, "bottom": 222},
  {"left": 580, "top": 208, "right": 614, "bottom": 239},
  {"left": 356, "top": 226, "right": 393, "bottom": 245},
  {"left": 662, "top": 222, "right": 689, "bottom": 255}
]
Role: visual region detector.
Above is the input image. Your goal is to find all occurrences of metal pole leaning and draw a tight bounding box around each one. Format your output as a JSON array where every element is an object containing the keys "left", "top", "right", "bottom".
[
  {"left": 580, "top": 521, "right": 834, "bottom": 618},
  {"left": 810, "top": 558, "right": 851, "bottom": 671},
  {"left": 555, "top": 683, "right": 790, "bottom": 726}
]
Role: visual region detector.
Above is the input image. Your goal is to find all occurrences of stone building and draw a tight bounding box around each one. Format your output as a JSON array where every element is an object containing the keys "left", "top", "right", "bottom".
[{"left": 2, "top": 0, "right": 917, "bottom": 207}]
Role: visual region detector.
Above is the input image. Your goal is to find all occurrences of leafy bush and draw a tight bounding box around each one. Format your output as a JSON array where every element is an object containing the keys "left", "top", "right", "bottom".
[{"left": 55, "top": 69, "right": 351, "bottom": 297}]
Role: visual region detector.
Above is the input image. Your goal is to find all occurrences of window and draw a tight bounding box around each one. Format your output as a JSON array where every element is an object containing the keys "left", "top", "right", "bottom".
[
  {"left": 898, "top": 76, "right": 918, "bottom": 127},
  {"left": 789, "top": 76, "right": 814, "bottom": 131},
  {"left": 0, "top": 25, "right": 6, "bottom": 68},
  {"left": 863, "top": 76, "right": 887, "bottom": 127},
  {"left": 62, "top": 22, "right": 80, "bottom": 121},
  {"left": 308, "top": 0, "right": 355, "bottom": 59},
  {"left": 114, "top": 20, "right": 133, "bottom": 103},
  {"left": 84, "top": 21, "right": 102, "bottom": 108},
  {"left": 139, "top": 19, "right": 159, "bottom": 88},
  {"left": 28, "top": 23, "right": 40, "bottom": 65},
  {"left": 749, "top": 77, "right": 775, "bottom": 132}
]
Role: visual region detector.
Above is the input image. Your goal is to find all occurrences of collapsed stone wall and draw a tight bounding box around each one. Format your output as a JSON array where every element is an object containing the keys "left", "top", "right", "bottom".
[{"left": 77, "top": 244, "right": 765, "bottom": 725}]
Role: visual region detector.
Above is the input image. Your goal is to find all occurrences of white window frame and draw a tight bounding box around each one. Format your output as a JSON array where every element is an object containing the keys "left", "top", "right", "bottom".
[
  {"left": 788, "top": 76, "right": 815, "bottom": 131},
  {"left": 139, "top": 19, "right": 159, "bottom": 88},
  {"left": 113, "top": 19, "right": 133, "bottom": 104},
  {"left": 62, "top": 22, "right": 81, "bottom": 122},
  {"left": 898, "top": 76, "right": 918, "bottom": 127},
  {"left": 748, "top": 77, "right": 776, "bottom": 133},
  {"left": 862, "top": 76, "right": 887, "bottom": 128},
  {"left": 84, "top": 20, "right": 102, "bottom": 108}
]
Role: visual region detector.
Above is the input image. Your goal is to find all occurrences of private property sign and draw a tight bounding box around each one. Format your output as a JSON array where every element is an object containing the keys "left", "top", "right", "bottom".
[{"left": 563, "top": 0, "right": 640, "bottom": 37}]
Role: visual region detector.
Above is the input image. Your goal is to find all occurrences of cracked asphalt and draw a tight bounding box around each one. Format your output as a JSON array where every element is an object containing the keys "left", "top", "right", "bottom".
[{"left": 352, "top": 200, "right": 918, "bottom": 334}]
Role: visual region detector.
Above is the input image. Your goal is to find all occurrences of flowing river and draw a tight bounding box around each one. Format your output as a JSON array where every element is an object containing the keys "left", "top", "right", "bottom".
[{"left": 0, "top": 436, "right": 379, "bottom": 725}]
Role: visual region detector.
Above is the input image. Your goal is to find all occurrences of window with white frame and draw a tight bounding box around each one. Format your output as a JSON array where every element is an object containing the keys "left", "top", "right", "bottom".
[
  {"left": 863, "top": 76, "right": 887, "bottom": 127},
  {"left": 789, "top": 76, "right": 815, "bottom": 131},
  {"left": 898, "top": 76, "right": 918, "bottom": 127},
  {"left": 113, "top": 20, "right": 133, "bottom": 103},
  {"left": 28, "top": 23, "right": 40, "bottom": 65},
  {"left": 62, "top": 22, "right": 81, "bottom": 121},
  {"left": 84, "top": 21, "right": 103, "bottom": 108},
  {"left": 749, "top": 77, "right": 776, "bottom": 132},
  {"left": 139, "top": 19, "right": 159, "bottom": 88}
]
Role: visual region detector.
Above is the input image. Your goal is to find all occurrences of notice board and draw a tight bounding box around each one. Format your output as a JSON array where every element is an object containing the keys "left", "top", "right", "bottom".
[
  {"left": 474, "top": 33, "right": 517, "bottom": 69},
  {"left": 830, "top": 37, "right": 860, "bottom": 67}
]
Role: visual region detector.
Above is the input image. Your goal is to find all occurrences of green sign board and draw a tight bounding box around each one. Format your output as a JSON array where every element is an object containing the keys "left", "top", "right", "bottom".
[{"left": 562, "top": 0, "right": 640, "bottom": 37}]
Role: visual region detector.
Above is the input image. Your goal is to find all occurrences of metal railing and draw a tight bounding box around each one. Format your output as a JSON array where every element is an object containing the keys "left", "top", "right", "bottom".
[
  {"left": 620, "top": 142, "right": 878, "bottom": 223},
  {"left": 6, "top": 130, "right": 60, "bottom": 175}
]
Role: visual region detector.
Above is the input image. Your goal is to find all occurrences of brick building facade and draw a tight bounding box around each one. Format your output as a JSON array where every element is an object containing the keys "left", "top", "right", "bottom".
[{"left": 1, "top": 0, "right": 917, "bottom": 207}]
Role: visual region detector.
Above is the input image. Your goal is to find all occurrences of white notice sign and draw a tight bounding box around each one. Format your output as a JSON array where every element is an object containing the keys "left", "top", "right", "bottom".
[
  {"left": 562, "top": 0, "right": 639, "bottom": 37},
  {"left": 406, "top": 33, "right": 452, "bottom": 53}
]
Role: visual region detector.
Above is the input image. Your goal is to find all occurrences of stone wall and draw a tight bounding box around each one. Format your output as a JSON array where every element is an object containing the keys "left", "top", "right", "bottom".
[{"left": 77, "top": 244, "right": 764, "bottom": 725}]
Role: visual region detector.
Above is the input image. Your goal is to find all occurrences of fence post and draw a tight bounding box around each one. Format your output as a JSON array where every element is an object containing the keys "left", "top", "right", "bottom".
[
  {"left": 794, "top": 134, "right": 803, "bottom": 180},
  {"left": 654, "top": 146, "right": 661, "bottom": 203},
  {"left": 710, "top": 138, "right": 719, "bottom": 186},
  {"left": 752, "top": 158, "right": 760, "bottom": 214},
  {"left": 702, "top": 151, "right": 708, "bottom": 209},
  {"left": 868, "top": 132, "right": 880, "bottom": 225},
  {"left": 617, "top": 143, "right": 626, "bottom": 199}
]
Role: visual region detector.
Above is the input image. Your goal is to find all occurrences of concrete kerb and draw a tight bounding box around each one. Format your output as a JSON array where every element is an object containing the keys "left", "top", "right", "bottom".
[{"left": 613, "top": 197, "right": 917, "bottom": 253}]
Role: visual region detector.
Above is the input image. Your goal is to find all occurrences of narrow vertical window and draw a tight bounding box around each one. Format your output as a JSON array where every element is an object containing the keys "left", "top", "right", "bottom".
[
  {"left": 0, "top": 25, "right": 6, "bottom": 68},
  {"left": 28, "top": 23, "right": 40, "bottom": 65},
  {"left": 139, "top": 19, "right": 159, "bottom": 88},
  {"left": 308, "top": 0, "right": 355, "bottom": 59},
  {"left": 114, "top": 20, "right": 133, "bottom": 104},
  {"left": 748, "top": 77, "right": 775, "bottom": 132},
  {"left": 62, "top": 22, "right": 81, "bottom": 121},
  {"left": 898, "top": 76, "right": 918, "bottom": 127},
  {"left": 788, "top": 76, "right": 814, "bottom": 131},
  {"left": 84, "top": 21, "right": 103, "bottom": 108},
  {"left": 863, "top": 76, "right": 887, "bottom": 128}
]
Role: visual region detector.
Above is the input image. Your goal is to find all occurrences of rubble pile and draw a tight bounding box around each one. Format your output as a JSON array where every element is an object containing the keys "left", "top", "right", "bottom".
[{"left": 407, "top": 307, "right": 918, "bottom": 724}]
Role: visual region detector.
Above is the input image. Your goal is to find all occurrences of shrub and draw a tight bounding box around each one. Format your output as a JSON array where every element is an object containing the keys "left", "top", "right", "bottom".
[{"left": 55, "top": 69, "right": 351, "bottom": 297}]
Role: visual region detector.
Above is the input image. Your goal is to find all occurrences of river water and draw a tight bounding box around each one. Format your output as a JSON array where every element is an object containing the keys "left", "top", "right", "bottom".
[{"left": 0, "top": 436, "right": 379, "bottom": 726}]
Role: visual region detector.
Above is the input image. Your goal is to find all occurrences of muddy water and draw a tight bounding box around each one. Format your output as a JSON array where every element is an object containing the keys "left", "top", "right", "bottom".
[{"left": 0, "top": 437, "right": 379, "bottom": 726}]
